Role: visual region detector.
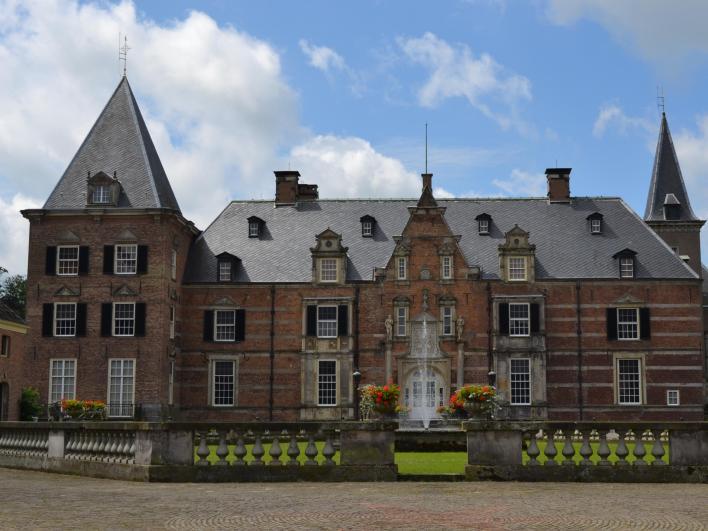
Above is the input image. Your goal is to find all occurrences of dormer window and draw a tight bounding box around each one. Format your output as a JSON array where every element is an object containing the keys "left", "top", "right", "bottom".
[
  {"left": 92, "top": 185, "right": 111, "bottom": 204},
  {"left": 320, "top": 258, "right": 338, "bottom": 282},
  {"left": 219, "top": 261, "right": 232, "bottom": 282},
  {"left": 475, "top": 213, "right": 491, "bottom": 235},
  {"left": 87, "top": 171, "right": 120, "bottom": 206},
  {"left": 360, "top": 215, "right": 376, "bottom": 237},
  {"left": 311, "top": 229, "right": 347, "bottom": 285},
  {"left": 247, "top": 216, "right": 265, "bottom": 238},
  {"left": 587, "top": 212, "right": 603, "bottom": 234},
  {"left": 663, "top": 194, "right": 681, "bottom": 220},
  {"left": 613, "top": 248, "right": 637, "bottom": 279},
  {"left": 216, "top": 252, "right": 239, "bottom": 282}
]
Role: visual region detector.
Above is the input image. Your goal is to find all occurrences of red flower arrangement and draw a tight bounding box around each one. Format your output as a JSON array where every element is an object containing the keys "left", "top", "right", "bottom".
[{"left": 360, "top": 382, "right": 401, "bottom": 414}]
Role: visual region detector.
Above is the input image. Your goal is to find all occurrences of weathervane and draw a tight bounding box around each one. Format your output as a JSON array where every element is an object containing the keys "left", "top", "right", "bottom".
[
  {"left": 119, "top": 33, "right": 130, "bottom": 77},
  {"left": 657, "top": 86, "right": 665, "bottom": 114},
  {"left": 425, "top": 122, "right": 428, "bottom": 173}
]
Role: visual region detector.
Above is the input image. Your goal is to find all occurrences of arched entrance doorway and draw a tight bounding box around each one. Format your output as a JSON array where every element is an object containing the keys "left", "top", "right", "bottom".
[{"left": 403, "top": 368, "right": 446, "bottom": 422}]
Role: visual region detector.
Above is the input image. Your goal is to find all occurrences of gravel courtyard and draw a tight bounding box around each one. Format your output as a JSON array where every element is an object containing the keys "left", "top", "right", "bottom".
[{"left": 1, "top": 468, "right": 706, "bottom": 530}]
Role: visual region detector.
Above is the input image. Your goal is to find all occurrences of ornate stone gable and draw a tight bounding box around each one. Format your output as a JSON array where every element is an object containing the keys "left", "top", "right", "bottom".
[{"left": 498, "top": 225, "right": 536, "bottom": 282}]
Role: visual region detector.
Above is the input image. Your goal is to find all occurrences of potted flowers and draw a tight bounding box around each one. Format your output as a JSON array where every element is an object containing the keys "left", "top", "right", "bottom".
[
  {"left": 360, "top": 382, "right": 400, "bottom": 419},
  {"left": 60, "top": 399, "right": 107, "bottom": 420},
  {"left": 454, "top": 385, "right": 498, "bottom": 419}
]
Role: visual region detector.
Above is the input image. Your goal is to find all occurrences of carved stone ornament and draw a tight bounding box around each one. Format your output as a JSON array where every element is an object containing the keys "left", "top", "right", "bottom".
[
  {"left": 57, "top": 230, "right": 80, "bottom": 243},
  {"left": 55, "top": 286, "right": 80, "bottom": 297},
  {"left": 311, "top": 228, "right": 348, "bottom": 255},
  {"left": 392, "top": 237, "right": 411, "bottom": 256},
  {"left": 113, "top": 284, "right": 138, "bottom": 297},
  {"left": 213, "top": 297, "right": 236, "bottom": 307},
  {"left": 419, "top": 268, "right": 431, "bottom": 280}
]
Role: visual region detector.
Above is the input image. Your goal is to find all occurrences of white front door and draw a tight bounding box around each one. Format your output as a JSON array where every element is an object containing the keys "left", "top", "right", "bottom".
[{"left": 405, "top": 369, "right": 444, "bottom": 421}]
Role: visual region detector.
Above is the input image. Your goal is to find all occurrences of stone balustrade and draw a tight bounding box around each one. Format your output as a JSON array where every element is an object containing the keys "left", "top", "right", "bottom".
[
  {"left": 0, "top": 429, "right": 49, "bottom": 457},
  {"left": 465, "top": 421, "right": 708, "bottom": 482},
  {"left": 64, "top": 430, "right": 136, "bottom": 463}
]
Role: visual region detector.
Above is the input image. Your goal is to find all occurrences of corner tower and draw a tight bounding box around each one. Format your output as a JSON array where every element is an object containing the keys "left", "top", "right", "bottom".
[{"left": 644, "top": 113, "right": 704, "bottom": 277}]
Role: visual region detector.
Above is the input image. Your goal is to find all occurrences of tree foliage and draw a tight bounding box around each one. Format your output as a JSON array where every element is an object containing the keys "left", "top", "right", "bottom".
[{"left": 0, "top": 267, "right": 26, "bottom": 319}]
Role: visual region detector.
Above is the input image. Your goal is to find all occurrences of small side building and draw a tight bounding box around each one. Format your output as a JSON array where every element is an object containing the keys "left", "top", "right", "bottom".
[{"left": 0, "top": 302, "right": 27, "bottom": 420}]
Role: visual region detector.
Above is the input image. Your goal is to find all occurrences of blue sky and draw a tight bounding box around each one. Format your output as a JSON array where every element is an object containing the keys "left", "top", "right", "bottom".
[{"left": 1, "top": 0, "right": 707, "bottom": 274}]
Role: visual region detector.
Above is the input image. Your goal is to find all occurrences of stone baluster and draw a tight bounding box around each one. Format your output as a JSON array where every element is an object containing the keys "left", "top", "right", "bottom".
[
  {"left": 632, "top": 429, "right": 647, "bottom": 466},
  {"left": 651, "top": 429, "right": 665, "bottom": 465},
  {"left": 251, "top": 432, "right": 265, "bottom": 466},
  {"left": 108, "top": 433, "right": 119, "bottom": 462},
  {"left": 97, "top": 432, "right": 107, "bottom": 461},
  {"left": 615, "top": 429, "right": 629, "bottom": 465},
  {"left": 113, "top": 433, "right": 124, "bottom": 463},
  {"left": 195, "top": 430, "right": 211, "bottom": 466},
  {"left": 232, "top": 433, "right": 247, "bottom": 465},
  {"left": 269, "top": 433, "right": 283, "bottom": 466},
  {"left": 215, "top": 430, "right": 229, "bottom": 466},
  {"left": 561, "top": 430, "right": 575, "bottom": 465},
  {"left": 322, "top": 432, "right": 336, "bottom": 466},
  {"left": 304, "top": 433, "right": 319, "bottom": 466},
  {"left": 287, "top": 434, "right": 301, "bottom": 466},
  {"left": 579, "top": 430, "right": 593, "bottom": 466},
  {"left": 526, "top": 432, "right": 540, "bottom": 466},
  {"left": 543, "top": 430, "right": 558, "bottom": 465},
  {"left": 128, "top": 434, "right": 136, "bottom": 463}
]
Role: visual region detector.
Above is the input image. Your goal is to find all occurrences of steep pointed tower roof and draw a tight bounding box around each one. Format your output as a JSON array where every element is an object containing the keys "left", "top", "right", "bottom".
[
  {"left": 43, "top": 77, "right": 180, "bottom": 212},
  {"left": 644, "top": 113, "right": 698, "bottom": 221}
]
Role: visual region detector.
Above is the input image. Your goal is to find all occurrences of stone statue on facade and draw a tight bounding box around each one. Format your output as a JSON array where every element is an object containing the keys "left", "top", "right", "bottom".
[
  {"left": 385, "top": 315, "right": 393, "bottom": 342},
  {"left": 456, "top": 315, "right": 464, "bottom": 342}
]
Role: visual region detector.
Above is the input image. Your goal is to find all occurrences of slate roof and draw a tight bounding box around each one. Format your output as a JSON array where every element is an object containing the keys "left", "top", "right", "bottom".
[
  {"left": 0, "top": 301, "right": 25, "bottom": 325},
  {"left": 183, "top": 197, "right": 698, "bottom": 283},
  {"left": 644, "top": 113, "right": 699, "bottom": 222},
  {"left": 44, "top": 77, "right": 180, "bottom": 212}
]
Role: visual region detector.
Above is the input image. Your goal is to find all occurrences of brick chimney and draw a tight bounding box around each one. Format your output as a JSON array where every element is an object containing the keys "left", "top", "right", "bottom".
[
  {"left": 274, "top": 170, "right": 319, "bottom": 205},
  {"left": 545, "top": 168, "right": 571, "bottom": 203}
]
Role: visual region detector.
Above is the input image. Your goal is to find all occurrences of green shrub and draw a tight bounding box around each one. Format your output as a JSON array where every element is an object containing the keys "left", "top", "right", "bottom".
[{"left": 19, "top": 387, "right": 42, "bottom": 421}]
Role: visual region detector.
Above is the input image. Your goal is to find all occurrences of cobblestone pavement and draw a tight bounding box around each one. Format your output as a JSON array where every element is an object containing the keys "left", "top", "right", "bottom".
[{"left": 1, "top": 468, "right": 707, "bottom": 530}]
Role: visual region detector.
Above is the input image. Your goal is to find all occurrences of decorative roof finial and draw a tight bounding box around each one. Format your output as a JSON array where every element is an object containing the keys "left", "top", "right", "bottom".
[
  {"left": 425, "top": 122, "right": 428, "bottom": 174},
  {"left": 119, "top": 33, "right": 130, "bottom": 77},
  {"left": 657, "top": 86, "right": 665, "bottom": 114}
]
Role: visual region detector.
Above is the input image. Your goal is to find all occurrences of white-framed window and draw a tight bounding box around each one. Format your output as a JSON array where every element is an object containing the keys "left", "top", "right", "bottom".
[
  {"left": 218, "top": 260, "right": 232, "bottom": 282},
  {"left": 317, "top": 359, "right": 337, "bottom": 406},
  {"left": 508, "top": 257, "right": 527, "bottom": 281},
  {"left": 54, "top": 303, "right": 77, "bottom": 337},
  {"left": 169, "top": 306, "right": 175, "bottom": 339},
  {"left": 317, "top": 306, "right": 338, "bottom": 338},
  {"left": 57, "top": 245, "right": 79, "bottom": 276},
  {"left": 396, "top": 305, "right": 408, "bottom": 337},
  {"left": 478, "top": 218, "right": 489, "bottom": 234},
  {"left": 620, "top": 257, "right": 634, "bottom": 278},
  {"left": 113, "top": 302, "right": 135, "bottom": 337},
  {"left": 509, "top": 302, "right": 530, "bottom": 337},
  {"left": 362, "top": 220, "right": 373, "bottom": 237},
  {"left": 617, "top": 308, "right": 639, "bottom": 340},
  {"left": 441, "top": 306, "right": 453, "bottom": 336},
  {"left": 397, "top": 256, "right": 407, "bottom": 280},
  {"left": 49, "top": 359, "right": 76, "bottom": 403},
  {"left": 248, "top": 221, "right": 260, "bottom": 238},
  {"left": 115, "top": 244, "right": 137, "bottom": 274},
  {"left": 666, "top": 389, "right": 680, "bottom": 406},
  {"left": 441, "top": 256, "right": 452, "bottom": 280},
  {"left": 510, "top": 358, "right": 531, "bottom": 405},
  {"left": 214, "top": 309, "right": 236, "bottom": 342},
  {"left": 1, "top": 335, "right": 9, "bottom": 357},
  {"left": 108, "top": 359, "right": 135, "bottom": 418},
  {"left": 617, "top": 358, "right": 642, "bottom": 405},
  {"left": 92, "top": 185, "right": 111, "bottom": 204},
  {"left": 212, "top": 359, "right": 235, "bottom": 407},
  {"left": 171, "top": 249, "right": 177, "bottom": 280},
  {"left": 590, "top": 218, "right": 602, "bottom": 234},
  {"left": 320, "top": 258, "right": 338, "bottom": 282}
]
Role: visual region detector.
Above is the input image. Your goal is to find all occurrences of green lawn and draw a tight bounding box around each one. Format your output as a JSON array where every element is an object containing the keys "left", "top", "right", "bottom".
[{"left": 196, "top": 441, "right": 669, "bottom": 474}]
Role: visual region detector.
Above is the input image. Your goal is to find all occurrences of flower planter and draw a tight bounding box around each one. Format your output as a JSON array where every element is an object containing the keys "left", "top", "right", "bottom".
[{"left": 463, "top": 401, "right": 489, "bottom": 420}]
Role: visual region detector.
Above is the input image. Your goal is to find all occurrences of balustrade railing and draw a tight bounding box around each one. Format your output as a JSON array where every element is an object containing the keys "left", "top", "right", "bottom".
[
  {"left": 0, "top": 430, "right": 49, "bottom": 457},
  {"left": 64, "top": 430, "right": 136, "bottom": 464},
  {"left": 193, "top": 423, "right": 340, "bottom": 467}
]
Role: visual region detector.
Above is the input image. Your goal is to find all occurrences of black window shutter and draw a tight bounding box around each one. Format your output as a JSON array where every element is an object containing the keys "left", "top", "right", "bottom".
[
  {"left": 235, "top": 309, "right": 246, "bottom": 342},
  {"left": 203, "top": 310, "right": 214, "bottom": 341},
  {"left": 606, "top": 308, "right": 618, "bottom": 340},
  {"left": 78, "top": 247, "right": 90, "bottom": 275},
  {"left": 306, "top": 305, "right": 317, "bottom": 337},
  {"left": 135, "top": 303, "right": 146, "bottom": 337},
  {"left": 499, "top": 303, "right": 509, "bottom": 334},
  {"left": 101, "top": 303, "right": 113, "bottom": 337},
  {"left": 137, "top": 245, "right": 148, "bottom": 274},
  {"left": 640, "top": 308, "right": 651, "bottom": 340},
  {"left": 338, "top": 305, "right": 349, "bottom": 336},
  {"left": 103, "top": 245, "right": 114, "bottom": 274},
  {"left": 530, "top": 303, "right": 540, "bottom": 334},
  {"left": 42, "top": 304, "right": 53, "bottom": 337},
  {"left": 45, "top": 246, "right": 57, "bottom": 275},
  {"left": 76, "top": 303, "right": 87, "bottom": 337}
]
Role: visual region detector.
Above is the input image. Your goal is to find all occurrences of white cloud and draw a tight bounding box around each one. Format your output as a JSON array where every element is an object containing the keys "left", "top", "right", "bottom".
[
  {"left": 397, "top": 32, "right": 532, "bottom": 133},
  {"left": 546, "top": 0, "right": 708, "bottom": 66},
  {"left": 433, "top": 187, "right": 455, "bottom": 199},
  {"left": 0, "top": 194, "right": 40, "bottom": 275},
  {"left": 492, "top": 169, "right": 546, "bottom": 197},
  {"left": 299, "top": 39, "right": 345, "bottom": 72},
  {"left": 289, "top": 135, "right": 420, "bottom": 198},
  {"left": 593, "top": 104, "right": 653, "bottom": 138}
]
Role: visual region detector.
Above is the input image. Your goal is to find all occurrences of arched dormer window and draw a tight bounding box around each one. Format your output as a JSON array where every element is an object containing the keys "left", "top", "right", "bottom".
[
  {"left": 586, "top": 212, "right": 603, "bottom": 234},
  {"left": 475, "top": 213, "right": 491, "bottom": 235},
  {"left": 247, "top": 216, "right": 265, "bottom": 238},
  {"left": 216, "top": 252, "right": 240, "bottom": 282},
  {"left": 360, "top": 215, "right": 376, "bottom": 237},
  {"left": 612, "top": 248, "right": 637, "bottom": 279}
]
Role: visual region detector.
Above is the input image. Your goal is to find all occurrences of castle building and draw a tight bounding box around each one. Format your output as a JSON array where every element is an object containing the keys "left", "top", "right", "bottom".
[{"left": 9, "top": 76, "right": 706, "bottom": 421}]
